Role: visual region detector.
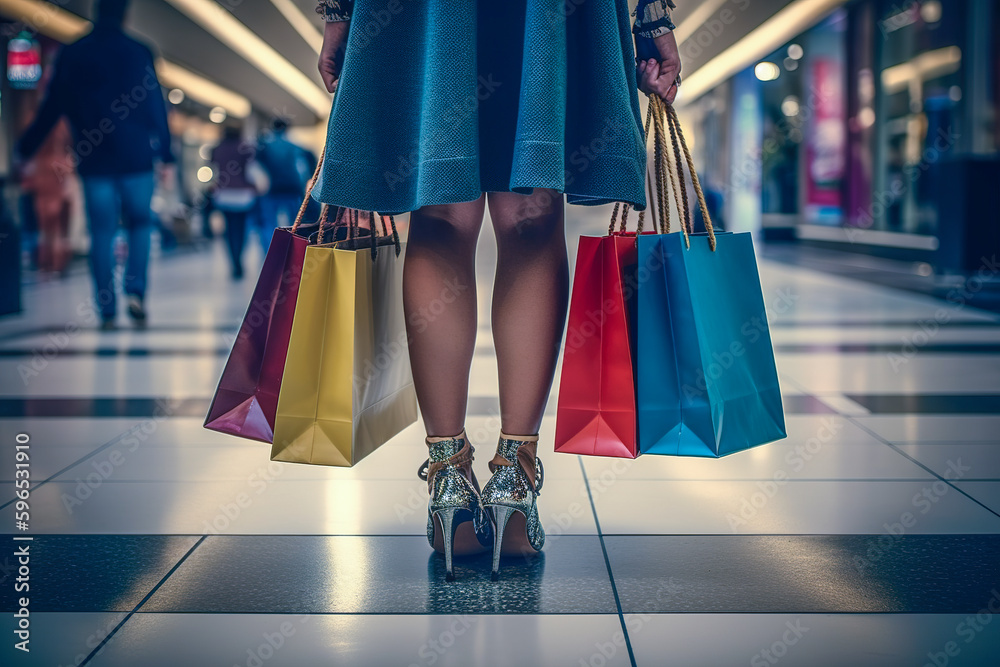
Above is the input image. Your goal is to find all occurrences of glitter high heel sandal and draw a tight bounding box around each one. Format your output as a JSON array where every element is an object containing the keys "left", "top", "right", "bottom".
[
  {"left": 481, "top": 433, "right": 545, "bottom": 580},
  {"left": 417, "top": 431, "right": 493, "bottom": 581}
]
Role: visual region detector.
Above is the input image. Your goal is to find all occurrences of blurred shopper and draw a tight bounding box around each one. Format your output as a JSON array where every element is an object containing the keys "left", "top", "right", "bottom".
[
  {"left": 16, "top": 0, "right": 175, "bottom": 330},
  {"left": 20, "top": 120, "right": 75, "bottom": 276},
  {"left": 254, "top": 118, "right": 313, "bottom": 250},
  {"left": 209, "top": 125, "right": 258, "bottom": 279}
]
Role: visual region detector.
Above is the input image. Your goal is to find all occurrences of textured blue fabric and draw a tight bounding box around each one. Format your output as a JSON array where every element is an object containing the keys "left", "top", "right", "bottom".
[{"left": 316, "top": 0, "right": 647, "bottom": 214}]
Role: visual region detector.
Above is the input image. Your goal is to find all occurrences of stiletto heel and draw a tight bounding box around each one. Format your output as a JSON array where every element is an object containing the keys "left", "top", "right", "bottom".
[
  {"left": 490, "top": 505, "right": 517, "bottom": 581},
  {"left": 483, "top": 433, "right": 545, "bottom": 580},
  {"left": 418, "top": 430, "right": 492, "bottom": 581},
  {"left": 434, "top": 507, "right": 464, "bottom": 582}
]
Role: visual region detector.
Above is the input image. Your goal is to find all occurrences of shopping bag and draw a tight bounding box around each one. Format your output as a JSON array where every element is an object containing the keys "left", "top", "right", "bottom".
[
  {"left": 637, "top": 98, "right": 786, "bottom": 457},
  {"left": 203, "top": 155, "right": 329, "bottom": 443},
  {"left": 204, "top": 228, "right": 307, "bottom": 442},
  {"left": 270, "top": 212, "right": 418, "bottom": 467},
  {"left": 554, "top": 205, "right": 642, "bottom": 459}
]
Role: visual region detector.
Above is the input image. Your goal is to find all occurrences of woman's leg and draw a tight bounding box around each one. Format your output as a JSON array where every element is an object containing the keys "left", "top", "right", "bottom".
[
  {"left": 487, "top": 188, "right": 569, "bottom": 435},
  {"left": 403, "top": 196, "right": 486, "bottom": 437}
]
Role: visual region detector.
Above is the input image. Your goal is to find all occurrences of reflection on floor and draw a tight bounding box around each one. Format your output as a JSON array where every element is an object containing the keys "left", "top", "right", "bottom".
[{"left": 1, "top": 204, "right": 999, "bottom": 666}]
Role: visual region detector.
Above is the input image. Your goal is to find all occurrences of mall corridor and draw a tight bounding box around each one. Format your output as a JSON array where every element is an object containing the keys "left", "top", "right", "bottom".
[{"left": 1, "top": 203, "right": 999, "bottom": 667}]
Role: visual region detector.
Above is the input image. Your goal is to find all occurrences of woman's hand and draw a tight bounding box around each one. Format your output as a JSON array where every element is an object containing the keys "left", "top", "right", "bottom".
[
  {"left": 318, "top": 20, "right": 350, "bottom": 93},
  {"left": 636, "top": 30, "right": 682, "bottom": 103}
]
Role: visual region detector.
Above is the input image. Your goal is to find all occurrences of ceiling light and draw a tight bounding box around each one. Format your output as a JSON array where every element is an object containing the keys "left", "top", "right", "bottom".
[
  {"left": 209, "top": 107, "right": 227, "bottom": 123},
  {"left": 164, "top": 0, "right": 330, "bottom": 116},
  {"left": 167, "top": 88, "right": 185, "bottom": 104},
  {"left": 197, "top": 166, "right": 214, "bottom": 182},
  {"left": 677, "top": 0, "right": 850, "bottom": 104},
  {"left": 787, "top": 43, "right": 804, "bottom": 60},
  {"left": 754, "top": 62, "right": 781, "bottom": 81},
  {"left": 269, "top": 0, "right": 322, "bottom": 53}
]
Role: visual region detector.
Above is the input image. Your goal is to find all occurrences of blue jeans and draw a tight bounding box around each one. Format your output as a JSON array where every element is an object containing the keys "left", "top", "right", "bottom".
[
  {"left": 257, "top": 193, "right": 304, "bottom": 252},
  {"left": 81, "top": 172, "right": 155, "bottom": 319}
]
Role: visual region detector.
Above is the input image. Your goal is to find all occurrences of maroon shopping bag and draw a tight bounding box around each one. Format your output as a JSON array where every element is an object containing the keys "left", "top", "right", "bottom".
[{"left": 204, "top": 227, "right": 308, "bottom": 443}]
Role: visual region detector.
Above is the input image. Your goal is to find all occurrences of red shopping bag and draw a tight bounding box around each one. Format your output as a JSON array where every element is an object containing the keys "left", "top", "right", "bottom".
[
  {"left": 204, "top": 227, "right": 308, "bottom": 443},
  {"left": 554, "top": 227, "right": 639, "bottom": 458}
]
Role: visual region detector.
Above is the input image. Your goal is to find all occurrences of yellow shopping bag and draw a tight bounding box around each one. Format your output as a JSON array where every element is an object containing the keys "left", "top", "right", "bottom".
[{"left": 271, "top": 213, "right": 417, "bottom": 466}]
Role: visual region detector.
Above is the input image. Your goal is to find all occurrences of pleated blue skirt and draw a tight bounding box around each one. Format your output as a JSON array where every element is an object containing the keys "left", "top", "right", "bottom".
[{"left": 315, "top": 0, "right": 647, "bottom": 215}]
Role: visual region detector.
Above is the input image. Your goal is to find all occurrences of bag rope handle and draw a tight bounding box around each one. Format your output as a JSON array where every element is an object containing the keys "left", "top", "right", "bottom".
[
  {"left": 652, "top": 96, "right": 687, "bottom": 246},
  {"left": 292, "top": 146, "right": 325, "bottom": 233},
  {"left": 289, "top": 145, "right": 401, "bottom": 256},
  {"left": 663, "top": 101, "right": 716, "bottom": 251}
]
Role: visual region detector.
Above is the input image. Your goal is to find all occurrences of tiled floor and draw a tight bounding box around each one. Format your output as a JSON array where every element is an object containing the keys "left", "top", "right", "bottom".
[{"left": 1, "top": 203, "right": 999, "bottom": 666}]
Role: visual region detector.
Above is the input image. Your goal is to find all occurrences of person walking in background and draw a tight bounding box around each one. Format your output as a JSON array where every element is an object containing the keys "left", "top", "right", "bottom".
[
  {"left": 209, "top": 125, "right": 258, "bottom": 280},
  {"left": 20, "top": 119, "right": 75, "bottom": 276},
  {"left": 254, "top": 118, "right": 313, "bottom": 250},
  {"left": 16, "top": 0, "right": 175, "bottom": 330}
]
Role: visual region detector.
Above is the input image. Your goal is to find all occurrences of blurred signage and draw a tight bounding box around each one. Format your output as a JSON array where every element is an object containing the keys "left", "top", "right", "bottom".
[
  {"left": 7, "top": 33, "right": 42, "bottom": 90},
  {"left": 805, "top": 57, "right": 845, "bottom": 224}
]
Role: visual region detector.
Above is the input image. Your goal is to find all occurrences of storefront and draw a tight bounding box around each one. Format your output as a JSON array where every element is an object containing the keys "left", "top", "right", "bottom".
[{"left": 682, "top": 0, "right": 998, "bottom": 262}]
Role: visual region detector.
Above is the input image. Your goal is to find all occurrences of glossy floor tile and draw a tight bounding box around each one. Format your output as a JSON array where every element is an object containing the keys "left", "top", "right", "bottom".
[
  {"left": 851, "top": 415, "right": 1000, "bottom": 443},
  {"left": 142, "top": 536, "right": 615, "bottom": 614},
  {"left": 604, "top": 535, "right": 1000, "bottom": 613},
  {"left": 0, "top": 612, "right": 129, "bottom": 667},
  {"left": 894, "top": 442, "right": 1000, "bottom": 479},
  {"left": 955, "top": 482, "right": 1000, "bottom": 514},
  {"left": 90, "top": 613, "right": 633, "bottom": 667},
  {"left": 626, "top": 613, "right": 1000, "bottom": 667},
  {"left": 580, "top": 438, "right": 932, "bottom": 481},
  {"left": 0, "top": 479, "right": 598, "bottom": 535},
  {"left": 590, "top": 480, "right": 1000, "bottom": 534},
  {"left": 0, "top": 536, "right": 199, "bottom": 612}
]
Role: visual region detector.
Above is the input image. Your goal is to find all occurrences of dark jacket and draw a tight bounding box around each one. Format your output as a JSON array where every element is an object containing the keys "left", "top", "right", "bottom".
[
  {"left": 255, "top": 132, "right": 311, "bottom": 195},
  {"left": 17, "top": 22, "right": 174, "bottom": 177},
  {"left": 210, "top": 138, "right": 255, "bottom": 191}
]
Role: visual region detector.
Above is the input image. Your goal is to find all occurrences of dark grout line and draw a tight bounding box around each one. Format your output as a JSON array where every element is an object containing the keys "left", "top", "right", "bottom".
[
  {"left": 80, "top": 535, "right": 207, "bottom": 666},
  {"left": 783, "top": 377, "right": 1000, "bottom": 521},
  {"left": 578, "top": 456, "right": 637, "bottom": 667},
  {"left": 846, "top": 418, "right": 1000, "bottom": 521},
  {"left": 0, "top": 424, "right": 151, "bottom": 510}
]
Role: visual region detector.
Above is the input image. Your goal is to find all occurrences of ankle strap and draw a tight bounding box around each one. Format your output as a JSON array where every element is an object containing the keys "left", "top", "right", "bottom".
[
  {"left": 418, "top": 440, "right": 475, "bottom": 491},
  {"left": 489, "top": 436, "right": 543, "bottom": 493}
]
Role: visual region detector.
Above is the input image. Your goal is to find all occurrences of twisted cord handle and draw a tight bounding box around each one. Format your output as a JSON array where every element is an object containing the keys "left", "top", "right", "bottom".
[
  {"left": 292, "top": 146, "right": 325, "bottom": 233},
  {"left": 664, "top": 102, "right": 716, "bottom": 251}
]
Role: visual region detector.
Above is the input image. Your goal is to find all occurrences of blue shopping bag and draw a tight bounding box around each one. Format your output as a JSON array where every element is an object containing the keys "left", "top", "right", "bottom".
[
  {"left": 633, "top": 96, "right": 785, "bottom": 457},
  {"left": 636, "top": 231, "right": 786, "bottom": 457}
]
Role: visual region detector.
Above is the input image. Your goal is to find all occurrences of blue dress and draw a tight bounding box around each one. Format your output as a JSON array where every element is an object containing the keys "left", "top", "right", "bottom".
[{"left": 315, "top": 0, "right": 647, "bottom": 215}]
